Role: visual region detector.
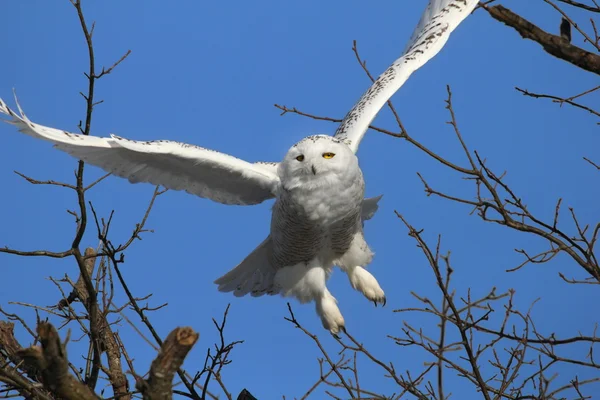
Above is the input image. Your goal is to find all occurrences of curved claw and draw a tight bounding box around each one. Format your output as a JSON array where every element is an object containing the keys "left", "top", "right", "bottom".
[
  {"left": 331, "top": 325, "right": 347, "bottom": 339},
  {"left": 372, "top": 297, "right": 386, "bottom": 307}
]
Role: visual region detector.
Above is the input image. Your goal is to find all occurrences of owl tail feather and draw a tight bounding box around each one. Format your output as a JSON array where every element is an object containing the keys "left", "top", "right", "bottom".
[{"left": 214, "top": 236, "right": 279, "bottom": 298}]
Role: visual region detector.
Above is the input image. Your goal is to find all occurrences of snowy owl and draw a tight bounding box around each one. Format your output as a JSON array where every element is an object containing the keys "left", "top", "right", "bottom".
[{"left": 0, "top": 0, "right": 477, "bottom": 333}]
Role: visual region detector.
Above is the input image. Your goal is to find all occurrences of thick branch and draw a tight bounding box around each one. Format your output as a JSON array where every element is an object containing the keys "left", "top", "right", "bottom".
[
  {"left": 57, "top": 247, "right": 96, "bottom": 310},
  {"left": 557, "top": 0, "right": 600, "bottom": 12},
  {"left": 0, "top": 321, "right": 42, "bottom": 383},
  {"left": 486, "top": 5, "right": 600, "bottom": 75},
  {"left": 136, "top": 327, "right": 199, "bottom": 400},
  {"left": 59, "top": 248, "right": 131, "bottom": 399},
  {"left": 0, "top": 366, "right": 53, "bottom": 400},
  {"left": 17, "top": 322, "right": 98, "bottom": 400}
]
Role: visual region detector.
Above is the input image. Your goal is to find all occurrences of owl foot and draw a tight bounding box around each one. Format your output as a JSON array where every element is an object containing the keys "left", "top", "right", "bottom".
[
  {"left": 344, "top": 265, "right": 386, "bottom": 306},
  {"left": 316, "top": 290, "right": 345, "bottom": 335}
]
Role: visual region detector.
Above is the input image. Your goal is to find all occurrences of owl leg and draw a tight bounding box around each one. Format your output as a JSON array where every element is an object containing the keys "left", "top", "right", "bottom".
[
  {"left": 315, "top": 288, "right": 345, "bottom": 335},
  {"left": 274, "top": 261, "right": 345, "bottom": 334},
  {"left": 336, "top": 231, "right": 386, "bottom": 306}
]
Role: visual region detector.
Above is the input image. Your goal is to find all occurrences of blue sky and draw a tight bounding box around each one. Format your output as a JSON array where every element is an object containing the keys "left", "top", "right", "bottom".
[{"left": 1, "top": 1, "right": 599, "bottom": 398}]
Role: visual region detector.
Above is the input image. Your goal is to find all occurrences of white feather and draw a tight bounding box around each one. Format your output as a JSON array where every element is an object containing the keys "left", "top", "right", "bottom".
[
  {"left": 0, "top": 97, "right": 280, "bottom": 205},
  {"left": 334, "top": 0, "right": 478, "bottom": 153}
]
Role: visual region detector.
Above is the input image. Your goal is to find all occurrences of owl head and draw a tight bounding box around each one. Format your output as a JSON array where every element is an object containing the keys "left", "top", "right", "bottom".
[{"left": 278, "top": 135, "right": 359, "bottom": 190}]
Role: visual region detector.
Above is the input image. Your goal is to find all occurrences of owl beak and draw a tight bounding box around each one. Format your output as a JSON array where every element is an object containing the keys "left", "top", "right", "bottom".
[{"left": 311, "top": 165, "right": 317, "bottom": 175}]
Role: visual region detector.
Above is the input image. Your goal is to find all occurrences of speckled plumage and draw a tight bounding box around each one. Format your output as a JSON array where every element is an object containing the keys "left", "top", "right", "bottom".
[
  {"left": 271, "top": 136, "right": 368, "bottom": 279},
  {"left": 212, "top": 136, "right": 382, "bottom": 333},
  {"left": 0, "top": 0, "right": 477, "bottom": 333},
  {"left": 335, "top": 0, "right": 478, "bottom": 153}
]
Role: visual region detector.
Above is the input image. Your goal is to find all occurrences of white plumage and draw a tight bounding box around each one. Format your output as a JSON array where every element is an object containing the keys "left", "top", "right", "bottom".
[
  {"left": 335, "top": 0, "right": 477, "bottom": 153},
  {"left": 0, "top": 0, "right": 477, "bottom": 333}
]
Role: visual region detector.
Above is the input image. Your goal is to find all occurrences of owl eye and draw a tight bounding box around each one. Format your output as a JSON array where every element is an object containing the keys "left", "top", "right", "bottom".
[
  {"left": 322, "top": 152, "right": 335, "bottom": 159},
  {"left": 295, "top": 155, "right": 305, "bottom": 162}
]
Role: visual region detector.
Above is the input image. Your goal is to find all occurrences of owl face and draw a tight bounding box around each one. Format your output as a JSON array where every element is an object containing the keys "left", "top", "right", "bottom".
[{"left": 278, "top": 135, "right": 359, "bottom": 190}]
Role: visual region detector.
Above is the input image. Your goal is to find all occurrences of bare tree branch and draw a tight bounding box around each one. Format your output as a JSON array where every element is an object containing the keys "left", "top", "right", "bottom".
[
  {"left": 136, "top": 327, "right": 199, "bottom": 400},
  {"left": 17, "top": 322, "right": 99, "bottom": 400},
  {"left": 515, "top": 86, "right": 600, "bottom": 120},
  {"left": 485, "top": 4, "right": 600, "bottom": 74},
  {"left": 557, "top": 0, "right": 600, "bottom": 13}
]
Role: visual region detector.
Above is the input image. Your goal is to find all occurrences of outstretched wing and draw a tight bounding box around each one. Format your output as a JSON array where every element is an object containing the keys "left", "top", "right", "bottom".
[
  {"left": 334, "top": 0, "right": 478, "bottom": 153},
  {"left": 0, "top": 98, "right": 280, "bottom": 205}
]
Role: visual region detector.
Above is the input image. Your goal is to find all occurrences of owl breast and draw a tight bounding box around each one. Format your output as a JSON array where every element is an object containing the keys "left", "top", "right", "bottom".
[{"left": 270, "top": 168, "right": 365, "bottom": 269}]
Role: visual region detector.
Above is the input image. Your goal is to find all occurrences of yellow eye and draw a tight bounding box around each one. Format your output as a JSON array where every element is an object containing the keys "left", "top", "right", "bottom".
[
  {"left": 322, "top": 152, "right": 335, "bottom": 159},
  {"left": 295, "top": 155, "right": 305, "bottom": 162}
]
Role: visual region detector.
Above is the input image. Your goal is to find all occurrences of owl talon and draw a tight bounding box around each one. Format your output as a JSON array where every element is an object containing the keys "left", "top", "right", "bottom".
[
  {"left": 332, "top": 325, "right": 347, "bottom": 339},
  {"left": 372, "top": 297, "right": 386, "bottom": 307}
]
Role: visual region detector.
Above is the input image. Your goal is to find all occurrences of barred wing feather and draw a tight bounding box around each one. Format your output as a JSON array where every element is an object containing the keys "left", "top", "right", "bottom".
[{"left": 334, "top": 0, "right": 478, "bottom": 153}]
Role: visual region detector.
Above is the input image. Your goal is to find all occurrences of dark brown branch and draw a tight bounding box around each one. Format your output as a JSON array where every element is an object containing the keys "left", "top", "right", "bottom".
[
  {"left": 0, "top": 366, "right": 53, "bottom": 400},
  {"left": 584, "top": 157, "right": 600, "bottom": 169},
  {"left": 199, "top": 305, "right": 242, "bottom": 400},
  {"left": 136, "top": 327, "right": 199, "bottom": 400},
  {"left": 84, "top": 172, "right": 111, "bottom": 192},
  {"left": 57, "top": 247, "right": 96, "bottom": 310},
  {"left": 337, "top": 330, "right": 431, "bottom": 399},
  {"left": 557, "top": 0, "right": 600, "bottom": 12},
  {"left": 0, "top": 321, "right": 44, "bottom": 386},
  {"left": 70, "top": 0, "right": 96, "bottom": 137},
  {"left": 96, "top": 50, "right": 132, "bottom": 79},
  {"left": 515, "top": 87, "right": 600, "bottom": 119},
  {"left": 394, "top": 213, "right": 492, "bottom": 400},
  {"left": 0, "top": 247, "right": 72, "bottom": 258},
  {"left": 567, "top": 84, "right": 600, "bottom": 101},
  {"left": 74, "top": 248, "right": 130, "bottom": 399},
  {"left": 298, "top": 359, "right": 346, "bottom": 400},
  {"left": 474, "top": 323, "right": 600, "bottom": 345},
  {"left": 89, "top": 198, "right": 203, "bottom": 399},
  {"left": 543, "top": 0, "right": 600, "bottom": 50},
  {"left": 14, "top": 170, "right": 76, "bottom": 190},
  {"left": 436, "top": 260, "right": 452, "bottom": 400},
  {"left": 285, "top": 304, "right": 357, "bottom": 399},
  {"left": 486, "top": 4, "right": 600, "bottom": 74},
  {"left": 67, "top": 0, "right": 109, "bottom": 390},
  {"left": 17, "top": 322, "right": 98, "bottom": 400}
]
